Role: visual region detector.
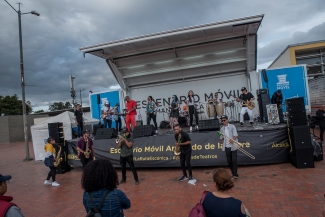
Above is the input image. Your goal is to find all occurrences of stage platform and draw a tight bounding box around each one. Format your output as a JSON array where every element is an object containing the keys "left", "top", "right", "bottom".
[
  {"left": 157, "top": 121, "right": 287, "bottom": 135},
  {"left": 67, "top": 121, "right": 290, "bottom": 168}
]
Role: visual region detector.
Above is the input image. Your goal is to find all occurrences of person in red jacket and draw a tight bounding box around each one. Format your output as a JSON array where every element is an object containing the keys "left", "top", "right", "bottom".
[
  {"left": 0, "top": 174, "right": 24, "bottom": 217},
  {"left": 124, "top": 96, "right": 137, "bottom": 132}
]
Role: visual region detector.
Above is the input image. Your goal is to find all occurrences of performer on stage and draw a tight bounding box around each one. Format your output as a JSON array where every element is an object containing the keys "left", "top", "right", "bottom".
[
  {"left": 146, "top": 96, "right": 158, "bottom": 134},
  {"left": 113, "top": 103, "right": 122, "bottom": 132},
  {"left": 101, "top": 102, "right": 114, "bottom": 128},
  {"left": 271, "top": 90, "right": 283, "bottom": 108},
  {"left": 174, "top": 124, "right": 193, "bottom": 181},
  {"left": 316, "top": 105, "right": 325, "bottom": 144},
  {"left": 124, "top": 96, "right": 137, "bottom": 132},
  {"left": 76, "top": 130, "right": 94, "bottom": 169},
  {"left": 118, "top": 129, "right": 139, "bottom": 185},
  {"left": 74, "top": 104, "right": 84, "bottom": 137},
  {"left": 236, "top": 87, "right": 255, "bottom": 126},
  {"left": 213, "top": 92, "right": 222, "bottom": 119},
  {"left": 219, "top": 115, "right": 239, "bottom": 179},
  {"left": 44, "top": 137, "right": 60, "bottom": 186},
  {"left": 186, "top": 90, "right": 198, "bottom": 132},
  {"left": 169, "top": 95, "right": 180, "bottom": 130}
]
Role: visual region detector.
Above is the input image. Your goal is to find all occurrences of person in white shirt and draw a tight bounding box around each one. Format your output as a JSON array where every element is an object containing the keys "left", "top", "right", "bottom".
[
  {"left": 219, "top": 115, "right": 239, "bottom": 179},
  {"left": 101, "top": 102, "right": 114, "bottom": 128}
]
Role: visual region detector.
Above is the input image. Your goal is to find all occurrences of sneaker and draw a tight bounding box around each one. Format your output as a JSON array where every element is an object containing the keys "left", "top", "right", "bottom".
[
  {"left": 44, "top": 180, "right": 51, "bottom": 185},
  {"left": 52, "top": 181, "right": 60, "bottom": 187},
  {"left": 179, "top": 176, "right": 188, "bottom": 181},
  {"left": 233, "top": 176, "right": 238, "bottom": 179},
  {"left": 135, "top": 180, "right": 139, "bottom": 185},
  {"left": 240, "top": 122, "right": 244, "bottom": 127},
  {"left": 189, "top": 176, "right": 194, "bottom": 180},
  {"left": 119, "top": 179, "right": 126, "bottom": 184},
  {"left": 189, "top": 126, "right": 192, "bottom": 133},
  {"left": 250, "top": 122, "right": 254, "bottom": 126},
  {"left": 155, "top": 130, "right": 158, "bottom": 134}
]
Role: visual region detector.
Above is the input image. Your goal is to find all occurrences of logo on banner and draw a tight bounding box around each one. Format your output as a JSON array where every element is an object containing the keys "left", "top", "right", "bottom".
[{"left": 276, "top": 74, "right": 290, "bottom": 90}]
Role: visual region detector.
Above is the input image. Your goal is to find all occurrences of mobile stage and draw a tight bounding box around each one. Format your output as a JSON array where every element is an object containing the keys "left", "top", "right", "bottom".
[{"left": 67, "top": 123, "right": 290, "bottom": 168}]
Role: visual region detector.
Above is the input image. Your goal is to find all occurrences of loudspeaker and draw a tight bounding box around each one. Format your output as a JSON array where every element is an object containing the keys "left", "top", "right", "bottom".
[
  {"left": 286, "top": 104, "right": 306, "bottom": 113},
  {"left": 257, "top": 93, "right": 270, "bottom": 122},
  {"left": 290, "top": 147, "right": 314, "bottom": 169},
  {"left": 261, "top": 69, "right": 268, "bottom": 82},
  {"left": 54, "top": 143, "right": 71, "bottom": 174},
  {"left": 178, "top": 117, "right": 187, "bottom": 127},
  {"left": 289, "top": 126, "right": 312, "bottom": 148},
  {"left": 160, "top": 121, "right": 169, "bottom": 129},
  {"left": 97, "top": 94, "right": 100, "bottom": 104},
  {"left": 285, "top": 97, "right": 304, "bottom": 106},
  {"left": 48, "top": 122, "right": 64, "bottom": 143},
  {"left": 256, "top": 89, "right": 268, "bottom": 95},
  {"left": 93, "top": 125, "right": 103, "bottom": 136},
  {"left": 287, "top": 111, "right": 307, "bottom": 127},
  {"left": 132, "top": 125, "right": 155, "bottom": 138},
  {"left": 95, "top": 128, "right": 118, "bottom": 140},
  {"left": 198, "top": 119, "right": 220, "bottom": 131}
]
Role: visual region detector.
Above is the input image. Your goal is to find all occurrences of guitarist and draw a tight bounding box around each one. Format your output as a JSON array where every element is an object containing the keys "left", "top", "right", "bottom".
[
  {"left": 101, "top": 102, "right": 114, "bottom": 128},
  {"left": 236, "top": 87, "right": 255, "bottom": 126}
]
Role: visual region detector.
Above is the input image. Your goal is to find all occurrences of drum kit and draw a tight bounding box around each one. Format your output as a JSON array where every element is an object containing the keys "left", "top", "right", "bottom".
[{"left": 205, "top": 98, "right": 240, "bottom": 123}]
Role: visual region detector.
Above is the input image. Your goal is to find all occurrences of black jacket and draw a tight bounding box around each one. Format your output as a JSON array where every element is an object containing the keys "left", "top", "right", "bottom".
[
  {"left": 316, "top": 109, "right": 325, "bottom": 124},
  {"left": 271, "top": 92, "right": 283, "bottom": 105}
]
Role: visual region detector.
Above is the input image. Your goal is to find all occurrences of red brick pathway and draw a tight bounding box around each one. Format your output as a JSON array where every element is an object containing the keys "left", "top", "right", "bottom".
[{"left": 1, "top": 137, "right": 324, "bottom": 217}]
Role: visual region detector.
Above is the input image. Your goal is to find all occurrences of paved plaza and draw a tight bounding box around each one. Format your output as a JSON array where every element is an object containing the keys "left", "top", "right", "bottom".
[{"left": 1, "top": 135, "right": 324, "bottom": 217}]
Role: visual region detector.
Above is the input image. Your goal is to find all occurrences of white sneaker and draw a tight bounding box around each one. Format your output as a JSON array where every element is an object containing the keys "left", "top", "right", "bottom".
[
  {"left": 190, "top": 126, "right": 192, "bottom": 132},
  {"left": 155, "top": 130, "right": 158, "bottom": 134},
  {"left": 44, "top": 180, "right": 51, "bottom": 185},
  {"left": 52, "top": 181, "right": 60, "bottom": 187}
]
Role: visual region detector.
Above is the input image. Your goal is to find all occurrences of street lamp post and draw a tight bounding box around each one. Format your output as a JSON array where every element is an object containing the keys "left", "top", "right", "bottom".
[{"left": 5, "top": 0, "right": 40, "bottom": 161}]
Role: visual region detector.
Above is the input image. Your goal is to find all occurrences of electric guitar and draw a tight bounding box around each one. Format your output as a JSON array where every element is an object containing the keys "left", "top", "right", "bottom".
[
  {"left": 101, "top": 107, "right": 115, "bottom": 119},
  {"left": 230, "top": 93, "right": 255, "bottom": 110}
]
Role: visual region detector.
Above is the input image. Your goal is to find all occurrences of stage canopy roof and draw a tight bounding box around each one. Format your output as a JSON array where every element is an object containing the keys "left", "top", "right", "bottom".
[{"left": 80, "top": 14, "right": 264, "bottom": 91}]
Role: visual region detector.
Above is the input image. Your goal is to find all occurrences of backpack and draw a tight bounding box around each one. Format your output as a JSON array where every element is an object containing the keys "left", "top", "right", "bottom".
[
  {"left": 188, "top": 191, "right": 209, "bottom": 217},
  {"left": 86, "top": 190, "right": 111, "bottom": 217}
]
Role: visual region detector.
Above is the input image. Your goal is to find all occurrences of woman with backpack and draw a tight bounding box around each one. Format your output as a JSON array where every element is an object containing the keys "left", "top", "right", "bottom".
[{"left": 82, "top": 159, "right": 131, "bottom": 216}]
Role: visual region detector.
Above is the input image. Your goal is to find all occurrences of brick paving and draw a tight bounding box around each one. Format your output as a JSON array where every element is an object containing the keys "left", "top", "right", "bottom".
[{"left": 1, "top": 132, "right": 324, "bottom": 217}]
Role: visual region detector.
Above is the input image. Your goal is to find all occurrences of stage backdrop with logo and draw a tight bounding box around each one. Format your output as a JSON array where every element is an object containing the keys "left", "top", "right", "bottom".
[
  {"left": 260, "top": 65, "right": 310, "bottom": 113},
  {"left": 89, "top": 90, "right": 124, "bottom": 128},
  {"left": 67, "top": 129, "right": 290, "bottom": 168}
]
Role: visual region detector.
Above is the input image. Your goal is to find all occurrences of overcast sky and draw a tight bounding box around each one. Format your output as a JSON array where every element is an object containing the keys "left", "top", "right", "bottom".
[{"left": 1, "top": 0, "right": 324, "bottom": 112}]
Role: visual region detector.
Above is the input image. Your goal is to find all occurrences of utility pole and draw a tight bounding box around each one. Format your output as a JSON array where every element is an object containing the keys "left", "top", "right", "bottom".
[
  {"left": 5, "top": 0, "right": 40, "bottom": 161},
  {"left": 69, "top": 75, "right": 76, "bottom": 107}
]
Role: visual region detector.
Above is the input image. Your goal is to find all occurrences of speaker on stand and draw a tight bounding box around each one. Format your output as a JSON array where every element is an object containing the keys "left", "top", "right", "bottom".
[{"left": 286, "top": 97, "right": 314, "bottom": 169}]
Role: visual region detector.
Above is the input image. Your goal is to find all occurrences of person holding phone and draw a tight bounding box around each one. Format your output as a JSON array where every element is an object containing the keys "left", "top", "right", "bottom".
[{"left": 118, "top": 128, "right": 139, "bottom": 185}]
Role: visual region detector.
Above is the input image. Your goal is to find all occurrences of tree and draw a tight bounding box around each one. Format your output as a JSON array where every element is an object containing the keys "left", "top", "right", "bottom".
[
  {"left": 0, "top": 94, "right": 33, "bottom": 115},
  {"left": 49, "top": 101, "right": 73, "bottom": 111},
  {"left": 34, "top": 110, "right": 44, "bottom": 114}
]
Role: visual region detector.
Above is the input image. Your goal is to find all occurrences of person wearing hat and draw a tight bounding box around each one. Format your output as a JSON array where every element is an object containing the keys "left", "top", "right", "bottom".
[
  {"left": 101, "top": 101, "right": 114, "bottom": 129},
  {"left": 236, "top": 87, "right": 255, "bottom": 126},
  {"left": 219, "top": 115, "right": 239, "bottom": 179},
  {"left": 0, "top": 174, "right": 25, "bottom": 217},
  {"left": 76, "top": 130, "right": 94, "bottom": 169},
  {"left": 74, "top": 104, "right": 84, "bottom": 137},
  {"left": 112, "top": 103, "right": 122, "bottom": 132},
  {"left": 117, "top": 128, "right": 139, "bottom": 185},
  {"left": 271, "top": 90, "right": 283, "bottom": 108}
]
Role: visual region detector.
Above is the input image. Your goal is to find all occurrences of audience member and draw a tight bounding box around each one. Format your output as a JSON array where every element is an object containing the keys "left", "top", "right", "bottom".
[
  {"left": 203, "top": 168, "right": 249, "bottom": 217},
  {"left": 44, "top": 137, "right": 60, "bottom": 187},
  {"left": 0, "top": 174, "right": 24, "bottom": 217},
  {"left": 82, "top": 160, "right": 131, "bottom": 216}
]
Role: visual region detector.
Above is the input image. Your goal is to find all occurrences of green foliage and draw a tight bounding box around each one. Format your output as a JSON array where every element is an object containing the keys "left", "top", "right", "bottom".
[
  {"left": 49, "top": 101, "right": 73, "bottom": 111},
  {"left": 34, "top": 110, "right": 44, "bottom": 114},
  {"left": 0, "top": 94, "right": 33, "bottom": 115}
]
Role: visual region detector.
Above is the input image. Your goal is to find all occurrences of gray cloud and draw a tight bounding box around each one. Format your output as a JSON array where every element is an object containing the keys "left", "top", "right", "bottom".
[{"left": 0, "top": 0, "right": 324, "bottom": 110}]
